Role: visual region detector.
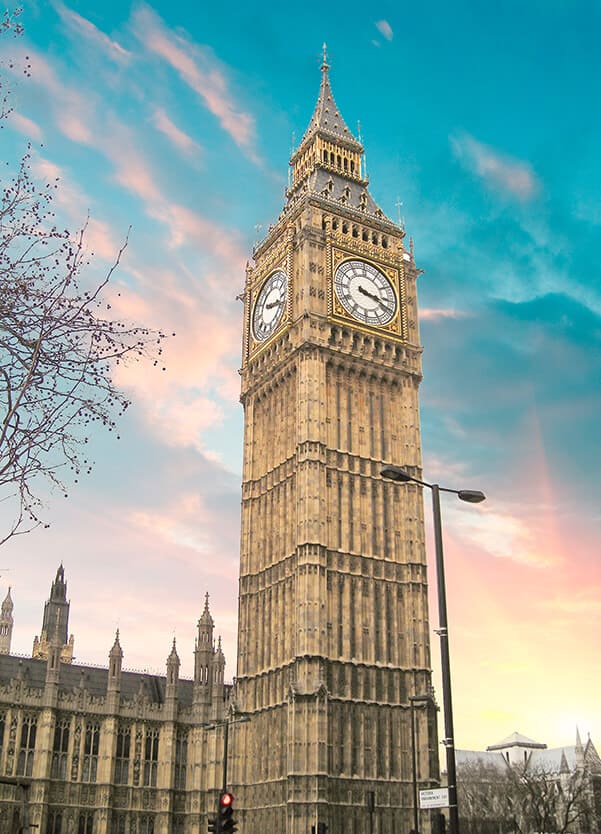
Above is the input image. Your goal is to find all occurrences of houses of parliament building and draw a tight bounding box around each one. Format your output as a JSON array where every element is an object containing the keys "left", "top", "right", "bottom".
[{"left": 0, "top": 55, "right": 440, "bottom": 834}]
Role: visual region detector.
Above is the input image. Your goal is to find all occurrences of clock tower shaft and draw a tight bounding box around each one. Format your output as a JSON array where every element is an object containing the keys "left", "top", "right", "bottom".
[{"left": 232, "top": 59, "right": 439, "bottom": 834}]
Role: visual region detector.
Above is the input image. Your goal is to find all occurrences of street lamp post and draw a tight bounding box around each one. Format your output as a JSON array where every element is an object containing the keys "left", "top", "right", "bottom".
[
  {"left": 381, "top": 464, "right": 485, "bottom": 834},
  {"left": 409, "top": 694, "right": 432, "bottom": 834}
]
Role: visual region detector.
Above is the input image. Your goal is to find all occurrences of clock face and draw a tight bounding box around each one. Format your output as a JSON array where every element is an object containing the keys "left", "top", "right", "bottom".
[
  {"left": 252, "top": 270, "right": 288, "bottom": 342},
  {"left": 334, "top": 260, "right": 397, "bottom": 326}
]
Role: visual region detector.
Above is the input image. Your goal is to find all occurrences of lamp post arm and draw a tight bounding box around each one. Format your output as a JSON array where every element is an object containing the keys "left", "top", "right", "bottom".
[{"left": 222, "top": 718, "right": 229, "bottom": 794}]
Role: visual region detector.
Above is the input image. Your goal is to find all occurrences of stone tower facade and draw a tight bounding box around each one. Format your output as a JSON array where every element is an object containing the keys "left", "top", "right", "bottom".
[
  {"left": 0, "top": 570, "right": 230, "bottom": 834},
  {"left": 233, "top": 58, "right": 439, "bottom": 834}
]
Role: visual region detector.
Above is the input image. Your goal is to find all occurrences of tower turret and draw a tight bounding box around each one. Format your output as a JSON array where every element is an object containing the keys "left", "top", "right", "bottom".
[
  {"left": 107, "top": 629, "right": 123, "bottom": 696},
  {"left": 210, "top": 634, "right": 226, "bottom": 720},
  {"left": 32, "top": 564, "right": 74, "bottom": 663},
  {"left": 194, "top": 593, "right": 214, "bottom": 693},
  {"left": 166, "top": 638, "right": 180, "bottom": 702},
  {"left": 0, "top": 587, "right": 14, "bottom": 654}
]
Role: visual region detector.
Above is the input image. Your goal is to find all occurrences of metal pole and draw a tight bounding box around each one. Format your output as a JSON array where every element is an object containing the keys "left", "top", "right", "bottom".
[
  {"left": 411, "top": 699, "right": 419, "bottom": 834},
  {"left": 222, "top": 719, "right": 229, "bottom": 794},
  {"left": 431, "top": 484, "right": 459, "bottom": 834}
]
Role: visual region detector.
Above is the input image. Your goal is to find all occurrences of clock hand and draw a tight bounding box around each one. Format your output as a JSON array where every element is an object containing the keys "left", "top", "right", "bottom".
[
  {"left": 265, "top": 298, "right": 282, "bottom": 309},
  {"left": 358, "top": 285, "right": 381, "bottom": 303}
]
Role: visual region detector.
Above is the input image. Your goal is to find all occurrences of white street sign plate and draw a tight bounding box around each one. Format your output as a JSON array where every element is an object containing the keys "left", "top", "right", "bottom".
[{"left": 419, "top": 788, "right": 449, "bottom": 809}]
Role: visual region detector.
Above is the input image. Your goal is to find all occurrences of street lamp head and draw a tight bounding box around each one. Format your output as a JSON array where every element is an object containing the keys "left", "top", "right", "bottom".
[
  {"left": 457, "top": 489, "right": 486, "bottom": 504},
  {"left": 381, "top": 465, "right": 413, "bottom": 482}
]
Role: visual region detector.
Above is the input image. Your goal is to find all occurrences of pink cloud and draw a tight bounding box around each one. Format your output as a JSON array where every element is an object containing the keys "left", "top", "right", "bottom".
[
  {"left": 3, "top": 474, "right": 241, "bottom": 678},
  {"left": 15, "top": 47, "right": 244, "bottom": 271},
  {"left": 55, "top": 2, "right": 131, "bottom": 61},
  {"left": 420, "top": 308, "right": 470, "bottom": 320},
  {"left": 30, "top": 153, "right": 120, "bottom": 261},
  {"left": 132, "top": 5, "right": 259, "bottom": 162},
  {"left": 151, "top": 108, "right": 202, "bottom": 158},
  {"left": 104, "top": 261, "right": 241, "bottom": 449},
  {"left": 451, "top": 132, "right": 539, "bottom": 200},
  {"left": 375, "top": 20, "right": 394, "bottom": 41},
  {"left": 9, "top": 111, "right": 43, "bottom": 141}
]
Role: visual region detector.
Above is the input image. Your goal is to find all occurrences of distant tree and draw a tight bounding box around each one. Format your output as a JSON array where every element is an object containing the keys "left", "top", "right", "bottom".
[
  {"left": 509, "top": 765, "right": 596, "bottom": 834},
  {"left": 0, "top": 8, "right": 167, "bottom": 544},
  {"left": 457, "top": 758, "right": 600, "bottom": 834},
  {"left": 457, "top": 760, "right": 517, "bottom": 834}
]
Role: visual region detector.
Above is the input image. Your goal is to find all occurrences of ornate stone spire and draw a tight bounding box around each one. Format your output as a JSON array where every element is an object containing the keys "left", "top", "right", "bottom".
[
  {"left": 297, "top": 44, "right": 362, "bottom": 150},
  {"left": 199, "top": 592, "right": 214, "bottom": 628},
  {"left": 108, "top": 629, "right": 123, "bottom": 695},
  {"left": 0, "top": 587, "right": 13, "bottom": 655},
  {"left": 33, "top": 564, "right": 74, "bottom": 663},
  {"left": 167, "top": 637, "right": 180, "bottom": 665},
  {"left": 283, "top": 52, "right": 392, "bottom": 223},
  {"left": 110, "top": 629, "right": 123, "bottom": 659}
]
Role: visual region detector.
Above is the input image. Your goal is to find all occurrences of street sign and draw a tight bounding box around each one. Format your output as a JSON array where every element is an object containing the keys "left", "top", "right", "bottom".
[{"left": 419, "top": 788, "right": 449, "bottom": 809}]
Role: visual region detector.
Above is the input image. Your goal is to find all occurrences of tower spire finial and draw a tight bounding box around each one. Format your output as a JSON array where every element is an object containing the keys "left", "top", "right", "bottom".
[{"left": 321, "top": 43, "right": 329, "bottom": 72}]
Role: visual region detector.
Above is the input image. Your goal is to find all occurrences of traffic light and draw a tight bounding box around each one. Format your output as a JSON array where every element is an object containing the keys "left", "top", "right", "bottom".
[
  {"left": 207, "top": 817, "right": 218, "bottom": 834},
  {"left": 219, "top": 792, "right": 237, "bottom": 834}
]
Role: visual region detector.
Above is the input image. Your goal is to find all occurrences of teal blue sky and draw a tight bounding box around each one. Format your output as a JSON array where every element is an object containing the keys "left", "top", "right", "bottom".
[{"left": 1, "top": 1, "right": 600, "bottom": 750}]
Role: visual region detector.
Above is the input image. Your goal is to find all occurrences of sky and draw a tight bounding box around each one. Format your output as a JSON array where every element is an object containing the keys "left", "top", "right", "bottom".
[{"left": 1, "top": 0, "right": 600, "bottom": 754}]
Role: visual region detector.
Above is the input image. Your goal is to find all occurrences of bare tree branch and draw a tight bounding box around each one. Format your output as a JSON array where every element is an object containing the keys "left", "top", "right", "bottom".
[{"left": 0, "top": 13, "right": 169, "bottom": 545}]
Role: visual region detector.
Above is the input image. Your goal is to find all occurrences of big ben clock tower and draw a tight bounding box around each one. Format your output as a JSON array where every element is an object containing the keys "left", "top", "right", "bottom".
[{"left": 233, "top": 53, "right": 439, "bottom": 834}]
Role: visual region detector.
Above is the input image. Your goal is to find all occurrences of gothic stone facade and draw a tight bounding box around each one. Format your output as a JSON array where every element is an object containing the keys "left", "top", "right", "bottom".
[
  {"left": 0, "top": 569, "right": 229, "bottom": 834},
  {"left": 232, "top": 59, "right": 439, "bottom": 834}
]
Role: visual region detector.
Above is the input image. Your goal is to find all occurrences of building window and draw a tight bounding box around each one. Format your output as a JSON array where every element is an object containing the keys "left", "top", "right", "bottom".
[
  {"left": 46, "top": 810, "right": 62, "bottom": 834},
  {"left": 173, "top": 817, "right": 185, "bottom": 834},
  {"left": 143, "top": 727, "right": 159, "bottom": 787},
  {"left": 139, "top": 814, "right": 155, "bottom": 834},
  {"left": 51, "top": 718, "right": 70, "bottom": 779},
  {"left": 110, "top": 812, "right": 127, "bottom": 834},
  {"left": 78, "top": 812, "right": 94, "bottom": 834},
  {"left": 17, "top": 714, "right": 37, "bottom": 776},
  {"left": 115, "top": 725, "right": 131, "bottom": 785},
  {"left": 81, "top": 722, "right": 100, "bottom": 782},
  {"left": 174, "top": 730, "right": 188, "bottom": 790}
]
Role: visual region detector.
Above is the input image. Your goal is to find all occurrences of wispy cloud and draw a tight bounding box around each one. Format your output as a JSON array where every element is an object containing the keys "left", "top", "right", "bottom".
[
  {"left": 54, "top": 2, "right": 131, "bottom": 61},
  {"left": 30, "top": 154, "right": 119, "bottom": 261},
  {"left": 132, "top": 4, "right": 259, "bottom": 163},
  {"left": 8, "top": 111, "right": 43, "bottom": 141},
  {"left": 375, "top": 20, "right": 394, "bottom": 41},
  {"left": 451, "top": 132, "right": 539, "bottom": 200},
  {"left": 420, "top": 308, "right": 470, "bottom": 320},
  {"left": 151, "top": 108, "right": 202, "bottom": 158},
  {"left": 11, "top": 47, "right": 245, "bottom": 269},
  {"left": 449, "top": 504, "right": 559, "bottom": 568}
]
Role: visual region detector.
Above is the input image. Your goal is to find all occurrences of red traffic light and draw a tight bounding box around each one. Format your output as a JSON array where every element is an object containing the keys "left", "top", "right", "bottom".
[{"left": 220, "top": 793, "right": 234, "bottom": 808}]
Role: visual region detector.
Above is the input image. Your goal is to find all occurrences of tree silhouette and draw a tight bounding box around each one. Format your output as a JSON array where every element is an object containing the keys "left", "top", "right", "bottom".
[{"left": 0, "top": 9, "right": 168, "bottom": 544}]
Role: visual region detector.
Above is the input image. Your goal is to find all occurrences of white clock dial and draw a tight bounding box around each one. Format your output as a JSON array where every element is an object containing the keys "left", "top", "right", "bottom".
[
  {"left": 252, "top": 270, "right": 288, "bottom": 341},
  {"left": 334, "top": 260, "right": 397, "bottom": 326}
]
